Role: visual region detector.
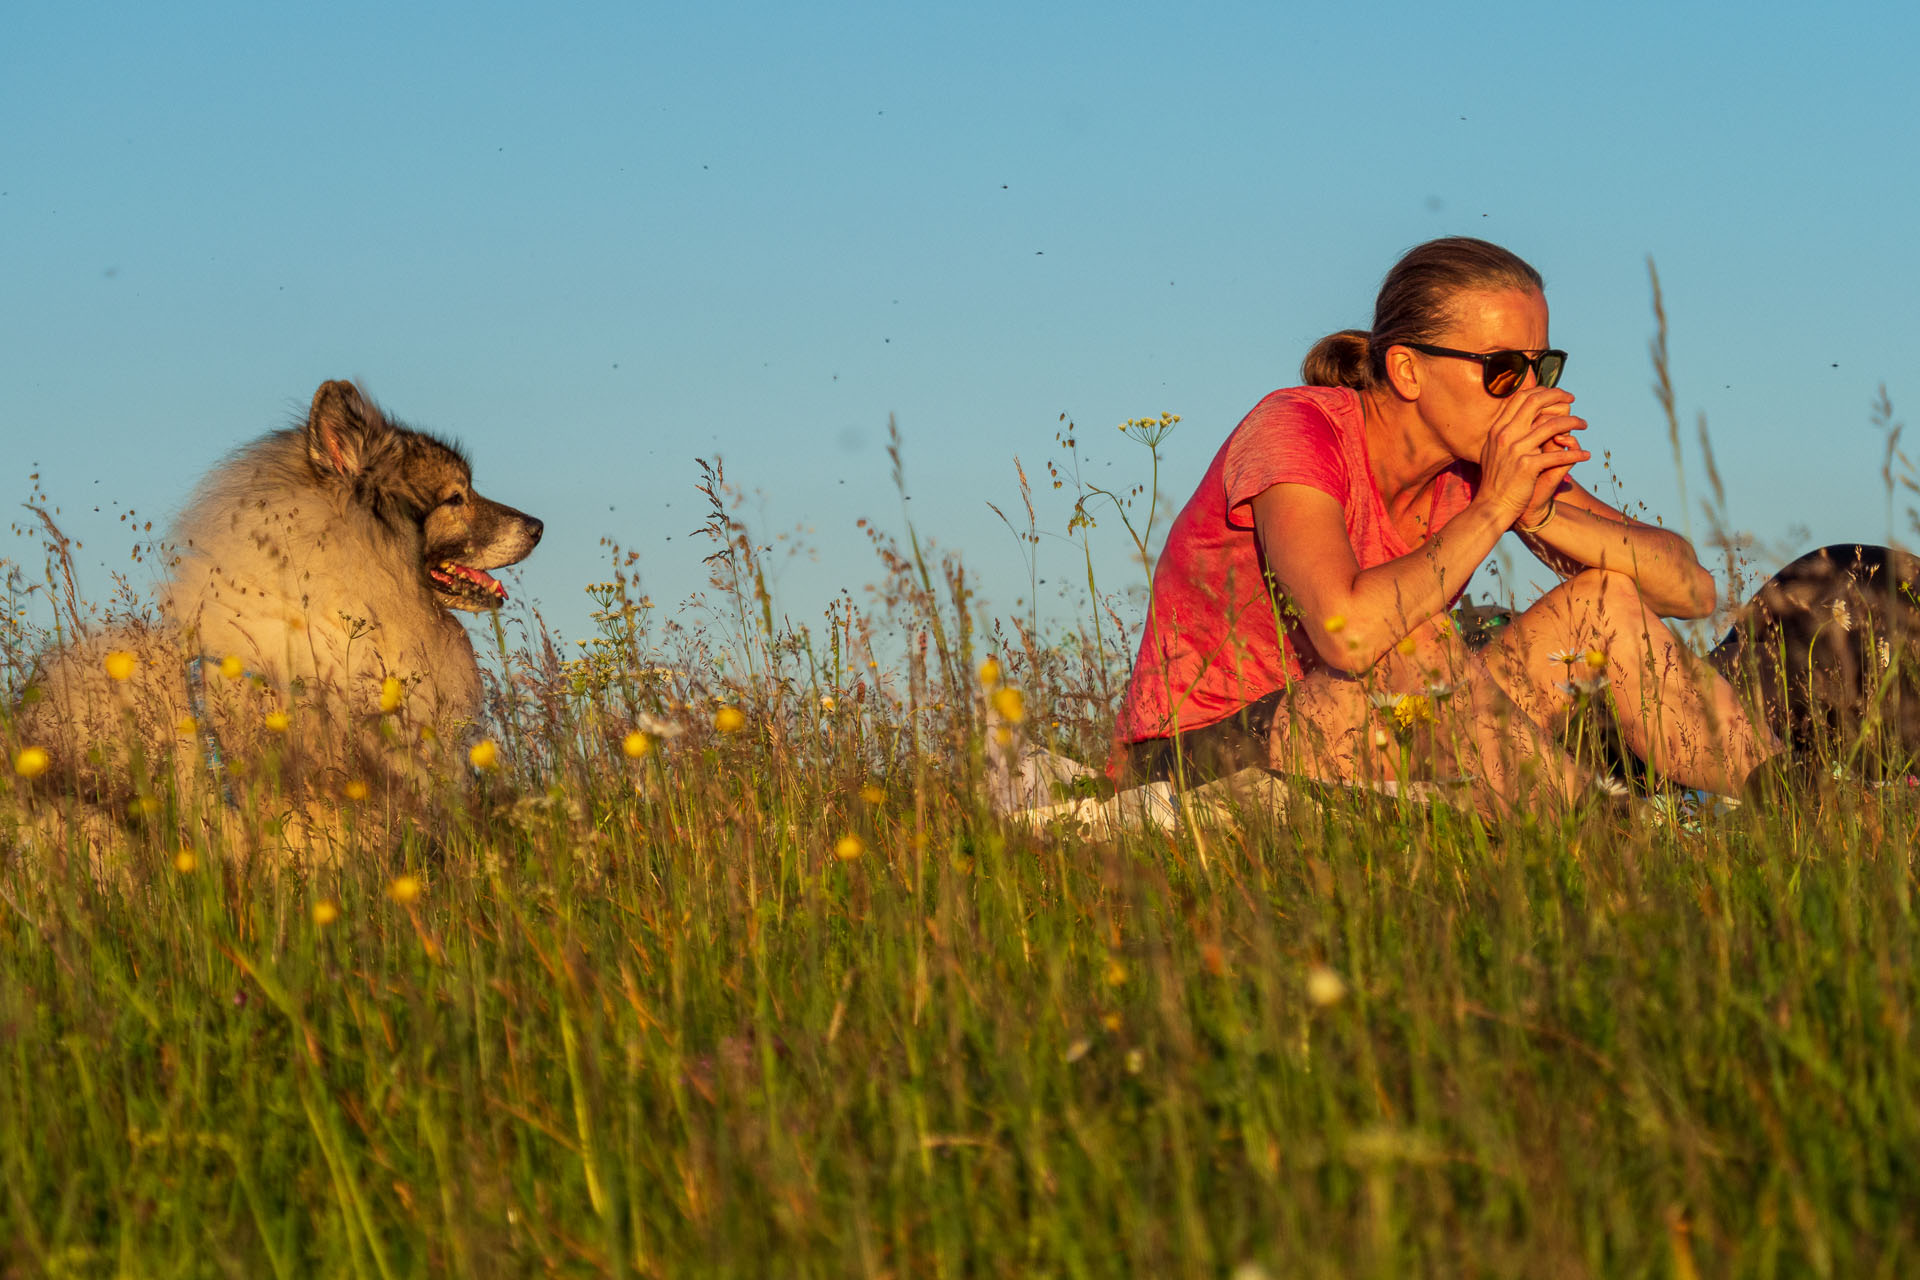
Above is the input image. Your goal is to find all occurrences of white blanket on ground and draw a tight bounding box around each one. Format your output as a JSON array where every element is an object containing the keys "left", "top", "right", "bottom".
[{"left": 986, "top": 737, "right": 1451, "bottom": 839}]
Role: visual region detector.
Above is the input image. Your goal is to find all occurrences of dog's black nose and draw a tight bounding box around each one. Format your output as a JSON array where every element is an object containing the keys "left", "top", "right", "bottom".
[{"left": 526, "top": 516, "right": 544, "bottom": 546}]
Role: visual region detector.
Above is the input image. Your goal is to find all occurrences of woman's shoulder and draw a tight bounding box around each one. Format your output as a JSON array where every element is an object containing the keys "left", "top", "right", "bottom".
[
  {"left": 1221, "top": 385, "right": 1361, "bottom": 509},
  {"left": 1231, "top": 385, "right": 1360, "bottom": 451}
]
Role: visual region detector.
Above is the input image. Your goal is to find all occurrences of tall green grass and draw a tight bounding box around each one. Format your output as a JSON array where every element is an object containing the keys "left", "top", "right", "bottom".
[{"left": 6, "top": 683, "right": 1919, "bottom": 1276}]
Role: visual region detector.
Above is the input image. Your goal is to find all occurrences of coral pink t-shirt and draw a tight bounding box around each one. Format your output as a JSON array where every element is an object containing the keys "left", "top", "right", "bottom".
[{"left": 1114, "top": 385, "right": 1478, "bottom": 742}]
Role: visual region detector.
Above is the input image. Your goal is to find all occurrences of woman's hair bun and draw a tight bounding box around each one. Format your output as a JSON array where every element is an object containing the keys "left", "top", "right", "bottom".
[{"left": 1301, "top": 329, "right": 1373, "bottom": 389}]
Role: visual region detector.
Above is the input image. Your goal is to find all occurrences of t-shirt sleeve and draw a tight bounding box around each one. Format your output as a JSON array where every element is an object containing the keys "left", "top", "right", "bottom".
[{"left": 1221, "top": 393, "right": 1348, "bottom": 530}]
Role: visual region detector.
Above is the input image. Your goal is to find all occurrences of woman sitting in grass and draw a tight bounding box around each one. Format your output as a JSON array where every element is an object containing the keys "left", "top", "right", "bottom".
[{"left": 1114, "top": 236, "right": 1777, "bottom": 815}]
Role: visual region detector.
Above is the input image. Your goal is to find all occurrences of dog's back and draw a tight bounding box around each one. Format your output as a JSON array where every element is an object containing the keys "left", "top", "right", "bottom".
[{"left": 1709, "top": 543, "right": 1920, "bottom": 770}]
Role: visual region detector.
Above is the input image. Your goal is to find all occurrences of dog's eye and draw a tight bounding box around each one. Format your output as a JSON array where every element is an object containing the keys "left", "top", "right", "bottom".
[{"left": 440, "top": 492, "right": 467, "bottom": 508}]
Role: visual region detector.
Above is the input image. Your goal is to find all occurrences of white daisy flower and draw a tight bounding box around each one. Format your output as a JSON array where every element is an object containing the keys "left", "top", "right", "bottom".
[{"left": 632, "top": 711, "right": 684, "bottom": 739}]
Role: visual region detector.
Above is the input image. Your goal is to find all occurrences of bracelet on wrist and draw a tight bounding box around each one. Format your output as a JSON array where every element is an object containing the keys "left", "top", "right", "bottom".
[{"left": 1517, "top": 498, "right": 1557, "bottom": 536}]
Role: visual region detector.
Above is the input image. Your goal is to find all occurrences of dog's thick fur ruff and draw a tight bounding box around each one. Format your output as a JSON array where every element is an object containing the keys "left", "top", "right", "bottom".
[{"left": 15, "top": 381, "right": 542, "bottom": 814}]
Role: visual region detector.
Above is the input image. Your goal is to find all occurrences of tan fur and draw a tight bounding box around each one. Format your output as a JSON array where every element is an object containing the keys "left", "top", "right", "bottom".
[{"left": 13, "top": 381, "right": 541, "bottom": 852}]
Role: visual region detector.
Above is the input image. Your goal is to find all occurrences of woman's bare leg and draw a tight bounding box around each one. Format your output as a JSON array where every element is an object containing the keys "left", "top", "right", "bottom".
[
  {"left": 1486, "top": 568, "right": 1779, "bottom": 794},
  {"left": 1267, "top": 614, "right": 1586, "bottom": 818},
  {"left": 1266, "top": 569, "right": 1779, "bottom": 812}
]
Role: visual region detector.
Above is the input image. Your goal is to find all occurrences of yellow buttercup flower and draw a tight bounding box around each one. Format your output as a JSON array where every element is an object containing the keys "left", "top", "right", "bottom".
[
  {"left": 264, "top": 710, "right": 290, "bottom": 734},
  {"left": 176, "top": 715, "right": 198, "bottom": 737},
  {"left": 342, "top": 779, "right": 369, "bottom": 801},
  {"left": 1393, "top": 693, "right": 1435, "bottom": 729},
  {"left": 379, "top": 676, "right": 404, "bottom": 714},
  {"left": 990, "top": 687, "right": 1026, "bottom": 725},
  {"left": 1323, "top": 614, "right": 1347, "bottom": 634},
  {"left": 1105, "top": 959, "right": 1129, "bottom": 988},
  {"left": 312, "top": 900, "right": 340, "bottom": 927},
  {"left": 1583, "top": 648, "right": 1608, "bottom": 671},
  {"left": 103, "top": 650, "right": 137, "bottom": 682},
  {"left": 977, "top": 657, "right": 1002, "bottom": 687},
  {"left": 172, "top": 849, "right": 198, "bottom": 874},
  {"left": 468, "top": 739, "right": 499, "bottom": 770},
  {"left": 622, "top": 730, "right": 652, "bottom": 758},
  {"left": 1395, "top": 635, "right": 1418, "bottom": 658},
  {"left": 859, "top": 783, "right": 885, "bottom": 805},
  {"left": 387, "top": 875, "right": 423, "bottom": 905},
  {"left": 12, "top": 746, "right": 50, "bottom": 779},
  {"left": 834, "top": 834, "right": 865, "bottom": 860},
  {"left": 218, "top": 655, "right": 244, "bottom": 680},
  {"left": 714, "top": 706, "right": 746, "bottom": 734}
]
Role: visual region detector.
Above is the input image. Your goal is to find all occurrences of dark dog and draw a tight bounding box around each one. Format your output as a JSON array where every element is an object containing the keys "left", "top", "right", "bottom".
[{"left": 1708, "top": 544, "right": 1920, "bottom": 773}]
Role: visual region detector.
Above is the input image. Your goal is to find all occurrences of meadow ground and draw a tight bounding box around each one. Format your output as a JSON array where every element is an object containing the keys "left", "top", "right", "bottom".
[{"left": 5, "top": 426, "right": 1920, "bottom": 1278}]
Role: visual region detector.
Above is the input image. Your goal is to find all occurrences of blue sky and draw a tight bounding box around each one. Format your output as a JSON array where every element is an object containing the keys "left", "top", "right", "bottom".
[{"left": 5, "top": 1, "right": 1918, "bottom": 654}]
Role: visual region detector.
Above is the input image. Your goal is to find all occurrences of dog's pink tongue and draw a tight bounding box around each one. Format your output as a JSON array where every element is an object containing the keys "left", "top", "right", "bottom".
[{"left": 433, "top": 562, "right": 508, "bottom": 600}]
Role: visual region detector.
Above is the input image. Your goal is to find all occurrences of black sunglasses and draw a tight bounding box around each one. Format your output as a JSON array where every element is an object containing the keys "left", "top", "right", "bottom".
[{"left": 1404, "top": 343, "right": 1568, "bottom": 398}]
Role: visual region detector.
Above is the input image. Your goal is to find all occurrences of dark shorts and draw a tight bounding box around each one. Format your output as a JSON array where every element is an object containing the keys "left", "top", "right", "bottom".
[{"left": 1121, "top": 691, "right": 1285, "bottom": 788}]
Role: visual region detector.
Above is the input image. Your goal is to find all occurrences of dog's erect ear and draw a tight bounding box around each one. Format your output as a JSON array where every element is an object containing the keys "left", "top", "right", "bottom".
[{"left": 305, "top": 380, "right": 388, "bottom": 479}]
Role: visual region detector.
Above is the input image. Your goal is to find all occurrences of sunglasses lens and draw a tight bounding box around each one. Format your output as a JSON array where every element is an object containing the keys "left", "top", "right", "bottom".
[
  {"left": 1538, "top": 351, "right": 1566, "bottom": 388},
  {"left": 1483, "top": 353, "right": 1527, "bottom": 397}
]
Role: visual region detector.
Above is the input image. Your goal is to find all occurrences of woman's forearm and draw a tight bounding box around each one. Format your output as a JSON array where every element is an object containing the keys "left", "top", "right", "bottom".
[
  {"left": 1523, "top": 502, "right": 1715, "bottom": 617},
  {"left": 1308, "top": 498, "right": 1510, "bottom": 671}
]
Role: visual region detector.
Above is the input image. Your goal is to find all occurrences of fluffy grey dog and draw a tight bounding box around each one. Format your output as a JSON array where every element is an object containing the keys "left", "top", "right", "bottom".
[{"left": 16, "top": 380, "right": 542, "bottom": 820}]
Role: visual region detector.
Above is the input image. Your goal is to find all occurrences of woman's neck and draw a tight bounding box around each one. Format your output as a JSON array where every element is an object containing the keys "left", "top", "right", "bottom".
[{"left": 1359, "top": 388, "right": 1456, "bottom": 516}]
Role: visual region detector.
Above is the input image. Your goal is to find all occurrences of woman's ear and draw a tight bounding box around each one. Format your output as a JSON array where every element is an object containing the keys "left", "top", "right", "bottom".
[{"left": 1382, "top": 344, "right": 1422, "bottom": 401}]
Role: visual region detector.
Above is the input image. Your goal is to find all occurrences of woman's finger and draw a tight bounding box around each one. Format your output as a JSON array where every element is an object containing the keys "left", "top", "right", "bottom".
[
  {"left": 1520, "top": 413, "right": 1586, "bottom": 448},
  {"left": 1486, "top": 385, "right": 1573, "bottom": 441}
]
